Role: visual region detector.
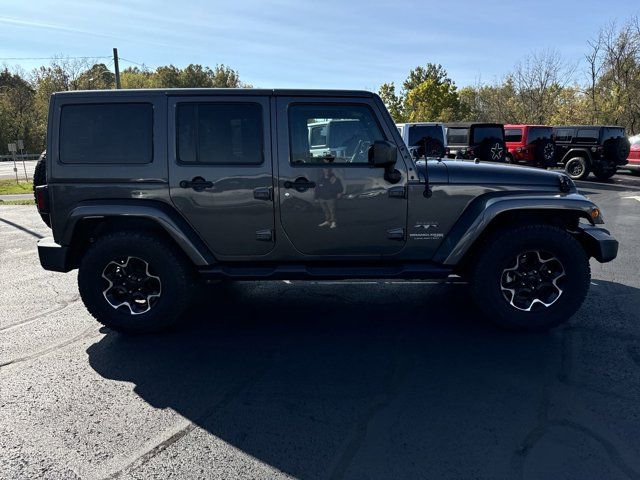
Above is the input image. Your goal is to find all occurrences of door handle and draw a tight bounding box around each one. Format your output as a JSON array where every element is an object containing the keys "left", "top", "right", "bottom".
[
  {"left": 253, "top": 187, "right": 272, "bottom": 201},
  {"left": 180, "top": 177, "right": 213, "bottom": 192},
  {"left": 284, "top": 178, "right": 316, "bottom": 192},
  {"left": 388, "top": 186, "right": 406, "bottom": 199}
]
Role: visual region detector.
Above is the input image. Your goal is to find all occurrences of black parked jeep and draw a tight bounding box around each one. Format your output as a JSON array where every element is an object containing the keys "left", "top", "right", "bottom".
[
  {"left": 554, "top": 126, "right": 630, "bottom": 180},
  {"left": 445, "top": 123, "right": 507, "bottom": 162},
  {"left": 35, "top": 89, "right": 617, "bottom": 334}
]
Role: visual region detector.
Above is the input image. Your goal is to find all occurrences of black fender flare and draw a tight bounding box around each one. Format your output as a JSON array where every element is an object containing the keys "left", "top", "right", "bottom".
[
  {"left": 560, "top": 148, "right": 593, "bottom": 165},
  {"left": 60, "top": 200, "right": 215, "bottom": 266},
  {"left": 433, "top": 193, "right": 603, "bottom": 265}
]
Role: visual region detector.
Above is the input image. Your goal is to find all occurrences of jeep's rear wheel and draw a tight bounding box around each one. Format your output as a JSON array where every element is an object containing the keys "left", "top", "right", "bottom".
[
  {"left": 592, "top": 164, "right": 616, "bottom": 181},
  {"left": 470, "top": 225, "right": 590, "bottom": 331},
  {"left": 564, "top": 156, "right": 590, "bottom": 180},
  {"left": 78, "top": 232, "right": 193, "bottom": 333}
]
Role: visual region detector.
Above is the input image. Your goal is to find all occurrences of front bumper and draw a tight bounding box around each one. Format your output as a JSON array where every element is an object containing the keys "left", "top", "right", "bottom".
[
  {"left": 37, "top": 237, "right": 73, "bottom": 272},
  {"left": 578, "top": 226, "right": 618, "bottom": 263}
]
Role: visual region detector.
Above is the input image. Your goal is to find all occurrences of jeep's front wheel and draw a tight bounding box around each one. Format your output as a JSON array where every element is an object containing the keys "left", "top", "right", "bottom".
[
  {"left": 78, "top": 232, "right": 193, "bottom": 333},
  {"left": 470, "top": 225, "right": 590, "bottom": 331},
  {"left": 564, "top": 156, "right": 590, "bottom": 180}
]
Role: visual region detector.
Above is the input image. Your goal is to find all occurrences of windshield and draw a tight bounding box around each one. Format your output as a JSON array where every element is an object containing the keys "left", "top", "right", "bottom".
[
  {"left": 504, "top": 128, "right": 523, "bottom": 142},
  {"left": 447, "top": 127, "right": 469, "bottom": 145},
  {"left": 630, "top": 135, "right": 640, "bottom": 145},
  {"left": 602, "top": 127, "right": 625, "bottom": 142},
  {"left": 472, "top": 126, "right": 503, "bottom": 143},
  {"left": 527, "top": 127, "right": 553, "bottom": 143},
  {"left": 408, "top": 125, "right": 444, "bottom": 147}
]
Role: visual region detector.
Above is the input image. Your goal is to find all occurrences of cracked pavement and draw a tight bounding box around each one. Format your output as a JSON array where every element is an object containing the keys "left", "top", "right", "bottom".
[{"left": 1, "top": 173, "right": 640, "bottom": 479}]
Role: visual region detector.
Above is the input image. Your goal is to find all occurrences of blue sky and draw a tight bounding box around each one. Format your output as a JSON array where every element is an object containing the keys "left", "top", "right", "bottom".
[{"left": 1, "top": 0, "right": 638, "bottom": 90}]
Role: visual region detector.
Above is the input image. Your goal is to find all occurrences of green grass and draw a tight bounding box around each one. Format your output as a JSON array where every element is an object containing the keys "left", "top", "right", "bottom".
[
  {"left": 0, "top": 199, "right": 35, "bottom": 205},
  {"left": 0, "top": 179, "right": 33, "bottom": 195}
]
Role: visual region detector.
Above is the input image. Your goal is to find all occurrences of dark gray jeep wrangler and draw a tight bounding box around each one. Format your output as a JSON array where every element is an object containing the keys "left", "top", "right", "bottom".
[{"left": 36, "top": 89, "right": 618, "bottom": 333}]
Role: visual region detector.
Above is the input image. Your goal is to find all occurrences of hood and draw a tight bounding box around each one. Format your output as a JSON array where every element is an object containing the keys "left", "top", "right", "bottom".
[{"left": 419, "top": 160, "right": 573, "bottom": 189}]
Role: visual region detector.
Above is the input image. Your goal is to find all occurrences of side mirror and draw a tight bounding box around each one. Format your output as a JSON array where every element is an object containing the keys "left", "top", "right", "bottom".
[{"left": 368, "top": 140, "right": 397, "bottom": 168}]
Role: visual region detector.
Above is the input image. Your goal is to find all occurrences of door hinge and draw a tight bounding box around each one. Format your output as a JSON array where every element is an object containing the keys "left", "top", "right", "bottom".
[
  {"left": 387, "top": 228, "right": 405, "bottom": 240},
  {"left": 388, "top": 186, "right": 406, "bottom": 199},
  {"left": 256, "top": 229, "right": 273, "bottom": 241},
  {"left": 253, "top": 187, "right": 272, "bottom": 201}
]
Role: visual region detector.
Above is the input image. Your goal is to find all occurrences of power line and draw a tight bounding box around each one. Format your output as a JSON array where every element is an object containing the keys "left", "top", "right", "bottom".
[
  {"left": 0, "top": 56, "right": 110, "bottom": 61},
  {"left": 119, "top": 57, "right": 145, "bottom": 67}
]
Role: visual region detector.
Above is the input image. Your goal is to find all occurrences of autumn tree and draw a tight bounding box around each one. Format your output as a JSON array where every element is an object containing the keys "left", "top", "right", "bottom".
[{"left": 378, "top": 63, "right": 464, "bottom": 122}]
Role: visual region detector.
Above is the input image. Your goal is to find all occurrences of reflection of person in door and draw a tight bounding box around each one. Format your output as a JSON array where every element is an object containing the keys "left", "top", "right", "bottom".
[{"left": 316, "top": 162, "right": 343, "bottom": 229}]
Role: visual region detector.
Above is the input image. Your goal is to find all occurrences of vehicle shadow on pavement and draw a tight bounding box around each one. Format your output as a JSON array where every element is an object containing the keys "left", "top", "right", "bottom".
[{"left": 86, "top": 279, "right": 640, "bottom": 479}]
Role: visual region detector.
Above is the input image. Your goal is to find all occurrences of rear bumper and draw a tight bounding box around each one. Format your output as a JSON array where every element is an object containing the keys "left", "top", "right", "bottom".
[
  {"left": 37, "top": 237, "right": 73, "bottom": 272},
  {"left": 578, "top": 226, "right": 618, "bottom": 263}
]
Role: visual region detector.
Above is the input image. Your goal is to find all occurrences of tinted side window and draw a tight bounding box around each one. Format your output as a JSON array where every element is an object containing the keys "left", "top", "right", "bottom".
[
  {"left": 527, "top": 127, "right": 553, "bottom": 142},
  {"left": 289, "top": 104, "right": 384, "bottom": 164},
  {"left": 575, "top": 129, "right": 599, "bottom": 143},
  {"left": 554, "top": 129, "right": 573, "bottom": 142},
  {"left": 177, "top": 103, "right": 263, "bottom": 165},
  {"left": 505, "top": 128, "right": 523, "bottom": 142},
  {"left": 60, "top": 103, "right": 153, "bottom": 164},
  {"left": 472, "top": 126, "right": 503, "bottom": 143}
]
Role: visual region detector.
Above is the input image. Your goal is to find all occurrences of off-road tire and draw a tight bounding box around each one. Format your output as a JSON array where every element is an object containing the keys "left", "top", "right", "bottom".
[
  {"left": 78, "top": 232, "right": 194, "bottom": 334},
  {"left": 476, "top": 137, "right": 506, "bottom": 162},
  {"left": 603, "top": 137, "right": 630, "bottom": 164},
  {"left": 32, "top": 151, "right": 50, "bottom": 227},
  {"left": 534, "top": 139, "right": 556, "bottom": 167},
  {"left": 592, "top": 164, "right": 616, "bottom": 181},
  {"left": 470, "top": 224, "right": 591, "bottom": 331},
  {"left": 564, "top": 156, "right": 590, "bottom": 180}
]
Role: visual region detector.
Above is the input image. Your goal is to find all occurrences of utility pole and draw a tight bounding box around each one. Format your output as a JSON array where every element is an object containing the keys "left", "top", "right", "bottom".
[{"left": 113, "top": 48, "right": 121, "bottom": 89}]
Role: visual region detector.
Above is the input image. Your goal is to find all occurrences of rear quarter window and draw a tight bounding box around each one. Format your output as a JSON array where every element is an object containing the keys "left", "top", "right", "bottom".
[
  {"left": 59, "top": 103, "right": 153, "bottom": 164},
  {"left": 527, "top": 127, "right": 553, "bottom": 142},
  {"left": 575, "top": 129, "right": 599, "bottom": 143},
  {"left": 554, "top": 129, "right": 573, "bottom": 142}
]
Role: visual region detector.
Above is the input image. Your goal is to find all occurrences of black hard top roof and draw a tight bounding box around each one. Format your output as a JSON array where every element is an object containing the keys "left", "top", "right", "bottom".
[
  {"left": 553, "top": 125, "right": 624, "bottom": 129},
  {"left": 53, "top": 88, "right": 374, "bottom": 98},
  {"left": 445, "top": 122, "right": 504, "bottom": 128}
]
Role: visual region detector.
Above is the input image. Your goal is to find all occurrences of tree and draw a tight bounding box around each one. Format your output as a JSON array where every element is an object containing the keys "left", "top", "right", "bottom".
[
  {"left": 586, "top": 17, "right": 640, "bottom": 133},
  {"left": 378, "top": 82, "right": 404, "bottom": 122},
  {"left": 512, "top": 49, "right": 576, "bottom": 124},
  {"left": 378, "top": 63, "right": 464, "bottom": 123},
  {"left": 74, "top": 63, "right": 115, "bottom": 90},
  {"left": 403, "top": 78, "right": 462, "bottom": 122}
]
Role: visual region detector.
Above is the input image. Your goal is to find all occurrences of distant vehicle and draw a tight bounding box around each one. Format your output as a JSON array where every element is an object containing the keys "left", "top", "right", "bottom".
[
  {"left": 445, "top": 123, "right": 507, "bottom": 162},
  {"left": 307, "top": 119, "right": 377, "bottom": 161},
  {"left": 627, "top": 134, "right": 640, "bottom": 175},
  {"left": 396, "top": 122, "right": 446, "bottom": 159},
  {"left": 553, "top": 126, "right": 630, "bottom": 181},
  {"left": 504, "top": 125, "right": 556, "bottom": 168}
]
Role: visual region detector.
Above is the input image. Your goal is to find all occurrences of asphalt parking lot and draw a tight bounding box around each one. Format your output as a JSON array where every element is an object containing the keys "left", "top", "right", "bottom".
[{"left": 1, "top": 173, "right": 640, "bottom": 480}]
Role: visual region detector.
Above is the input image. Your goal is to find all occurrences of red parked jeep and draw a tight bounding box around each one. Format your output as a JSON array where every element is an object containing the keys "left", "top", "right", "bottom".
[
  {"left": 628, "top": 134, "right": 640, "bottom": 175},
  {"left": 504, "top": 125, "right": 556, "bottom": 168}
]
